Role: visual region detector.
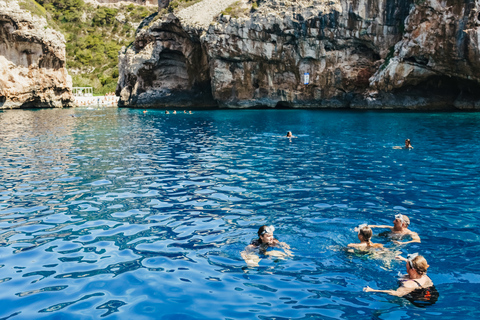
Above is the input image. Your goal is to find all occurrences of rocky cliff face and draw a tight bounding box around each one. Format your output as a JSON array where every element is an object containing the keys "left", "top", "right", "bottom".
[
  {"left": 117, "top": 0, "right": 480, "bottom": 110},
  {"left": 116, "top": 14, "right": 214, "bottom": 108},
  {"left": 0, "top": 0, "right": 74, "bottom": 109}
]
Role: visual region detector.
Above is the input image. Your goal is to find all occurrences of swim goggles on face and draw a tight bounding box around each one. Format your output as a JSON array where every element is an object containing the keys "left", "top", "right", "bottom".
[
  {"left": 259, "top": 225, "right": 275, "bottom": 236},
  {"left": 407, "top": 252, "right": 418, "bottom": 269},
  {"left": 395, "top": 214, "right": 407, "bottom": 224},
  {"left": 354, "top": 223, "right": 367, "bottom": 233}
]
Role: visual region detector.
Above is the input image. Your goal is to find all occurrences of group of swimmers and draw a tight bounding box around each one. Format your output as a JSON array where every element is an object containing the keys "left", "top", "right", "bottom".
[
  {"left": 243, "top": 214, "right": 437, "bottom": 306},
  {"left": 142, "top": 110, "right": 193, "bottom": 114}
]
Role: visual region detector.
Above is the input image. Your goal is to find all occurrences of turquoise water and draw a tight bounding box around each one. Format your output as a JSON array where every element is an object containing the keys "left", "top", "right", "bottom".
[{"left": 0, "top": 108, "right": 479, "bottom": 319}]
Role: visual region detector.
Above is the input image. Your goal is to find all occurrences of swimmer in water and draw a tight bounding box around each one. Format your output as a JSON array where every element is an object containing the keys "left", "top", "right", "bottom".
[
  {"left": 143, "top": 110, "right": 147, "bottom": 113},
  {"left": 165, "top": 110, "right": 169, "bottom": 114},
  {"left": 348, "top": 224, "right": 383, "bottom": 250},
  {"left": 286, "top": 131, "right": 297, "bottom": 138},
  {"left": 173, "top": 110, "right": 177, "bottom": 114},
  {"left": 393, "top": 139, "right": 413, "bottom": 149},
  {"left": 369, "top": 214, "right": 421, "bottom": 245},
  {"left": 405, "top": 139, "right": 413, "bottom": 149},
  {"left": 241, "top": 225, "right": 292, "bottom": 267},
  {"left": 364, "top": 253, "right": 435, "bottom": 298}
]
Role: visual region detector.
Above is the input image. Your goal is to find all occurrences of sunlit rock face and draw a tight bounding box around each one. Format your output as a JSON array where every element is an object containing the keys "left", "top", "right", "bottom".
[
  {"left": 0, "top": 0, "right": 74, "bottom": 109},
  {"left": 203, "top": 0, "right": 413, "bottom": 108},
  {"left": 116, "top": 14, "right": 215, "bottom": 108},
  {"left": 117, "top": 0, "right": 480, "bottom": 110},
  {"left": 368, "top": 0, "right": 480, "bottom": 109}
]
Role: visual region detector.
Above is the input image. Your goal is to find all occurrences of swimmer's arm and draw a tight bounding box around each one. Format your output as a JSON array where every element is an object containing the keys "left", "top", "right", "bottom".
[
  {"left": 393, "top": 232, "right": 421, "bottom": 245},
  {"left": 277, "top": 241, "right": 294, "bottom": 256},
  {"left": 368, "top": 225, "right": 393, "bottom": 230},
  {"left": 363, "top": 285, "right": 414, "bottom": 297},
  {"left": 241, "top": 249, "right": 260, "bottom": 267}
]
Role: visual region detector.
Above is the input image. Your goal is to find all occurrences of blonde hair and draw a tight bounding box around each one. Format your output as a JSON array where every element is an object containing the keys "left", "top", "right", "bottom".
[{"left": 412, "top": 255, "right": 429, "bottom": 275}]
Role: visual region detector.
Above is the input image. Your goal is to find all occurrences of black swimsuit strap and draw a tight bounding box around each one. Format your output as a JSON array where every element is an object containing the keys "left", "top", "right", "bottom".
[{"left": 412, "top": 280, "right": 422, "bottom": 287}]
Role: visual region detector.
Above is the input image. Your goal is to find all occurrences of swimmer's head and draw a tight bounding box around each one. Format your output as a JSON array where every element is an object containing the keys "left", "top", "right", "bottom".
[
  {"left": 358, "top": 225, "right": 373, "bottom": 241},
  {"left": 286, "top": 131, "right": 292, "bottom": 137},
  {"left": 407, "top": 253, "right": 429, "bottom": 275},
  {"left": 258, "top": 225, "right": 275, "bottom": 244},
  {"left": 394, "top": 214, "right": 410, "bottom": 227}
]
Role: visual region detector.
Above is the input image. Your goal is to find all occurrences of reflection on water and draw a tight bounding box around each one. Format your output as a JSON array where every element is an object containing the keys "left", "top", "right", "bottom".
[{"left": 0, "top": 108, "right": 480, "bottom": 319}]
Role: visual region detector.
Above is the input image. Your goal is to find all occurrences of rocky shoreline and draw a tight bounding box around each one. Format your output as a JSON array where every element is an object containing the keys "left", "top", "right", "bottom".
[{"left": 116, "top": 0, "right": 480, "bottom": 110}]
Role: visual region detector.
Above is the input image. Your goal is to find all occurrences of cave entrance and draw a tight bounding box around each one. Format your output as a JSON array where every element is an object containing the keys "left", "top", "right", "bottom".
[{"left": 275, "top": 101, "right": 293, "bottom": 109}]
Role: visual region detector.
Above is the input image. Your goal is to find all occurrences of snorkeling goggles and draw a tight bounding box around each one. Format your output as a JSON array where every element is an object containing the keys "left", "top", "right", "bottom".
[
  {"left": 259, "top": 225, "right": 275, "bottom": 236},
  {"left": 354, "top": 224, "right": 367, "bottom": 234},
  {"left": 395, "top": 214, "right": 407, "bottom": 225},
  {"left": 407, "top": 252, "right": 418, "bottom": 269}
]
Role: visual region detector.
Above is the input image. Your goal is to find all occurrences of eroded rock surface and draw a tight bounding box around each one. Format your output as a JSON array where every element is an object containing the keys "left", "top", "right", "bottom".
[
  {"left": 0, "top": 0, "right": 74, "bottom": 109},
  {"left": 117, "top": 0, "right": 480, "bottom": 110},
  {"left": 116, "top": 14, "right": 214, "bottom": 108}
]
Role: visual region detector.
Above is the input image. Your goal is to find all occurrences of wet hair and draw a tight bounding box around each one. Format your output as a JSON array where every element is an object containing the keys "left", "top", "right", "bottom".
[
  {"left": 402, "top": 215, "right": 411, "bottom": 227},
  {"left": 257, "top": 225, "right": 268, "bottom": 237},
  {"left": 359, "top": 226, "right": 373, "bottom": 241},
  {"left": 411, "top": 255, "right": 429, "bottom": 275}
]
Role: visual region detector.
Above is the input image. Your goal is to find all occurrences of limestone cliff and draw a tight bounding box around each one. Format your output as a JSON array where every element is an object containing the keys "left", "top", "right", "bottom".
[
  {"left": 117, "top": 0, "right": 480, "bottom": 110},
  {"left": 0, "top": 0, "right": 74, "bottom": 109}
]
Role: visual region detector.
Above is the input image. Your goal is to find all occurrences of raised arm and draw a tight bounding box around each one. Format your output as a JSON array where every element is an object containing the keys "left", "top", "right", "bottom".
[{"left": 369, "top": 225, "right": 393, "bottom": 230}]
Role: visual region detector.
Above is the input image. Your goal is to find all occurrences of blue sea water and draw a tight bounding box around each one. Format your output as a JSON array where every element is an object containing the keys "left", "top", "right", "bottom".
[{"left": 0, "top": 108, "right": 479, "bottom": 319}]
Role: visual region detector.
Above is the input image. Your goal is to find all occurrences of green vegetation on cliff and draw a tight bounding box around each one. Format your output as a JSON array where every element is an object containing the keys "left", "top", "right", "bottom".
[{"left": 34, "top": 0, "right": 156, "bottom": 95}]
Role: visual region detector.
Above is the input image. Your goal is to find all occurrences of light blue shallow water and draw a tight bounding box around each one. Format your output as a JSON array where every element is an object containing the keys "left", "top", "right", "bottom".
[{"left": 0, "top": 108, "right": 479, "bottom": 319}]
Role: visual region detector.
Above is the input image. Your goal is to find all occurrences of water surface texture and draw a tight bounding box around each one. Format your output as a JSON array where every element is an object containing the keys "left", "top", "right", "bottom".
[{"left": 0, "top": 108, "right": 479, "bottom": 319}]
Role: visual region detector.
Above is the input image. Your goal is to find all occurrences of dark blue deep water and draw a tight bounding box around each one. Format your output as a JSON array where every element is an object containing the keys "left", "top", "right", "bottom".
[{"left": 0, "top": 108, "right": 479, "bottom": 319}]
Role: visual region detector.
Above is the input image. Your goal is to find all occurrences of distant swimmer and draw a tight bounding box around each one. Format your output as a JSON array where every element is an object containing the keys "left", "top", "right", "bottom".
[
  {"left": 165, "top": 110, "right": 169, "bottom": 114},
  {"left": 143, "top": 110, "right": 147, "bottom": 113},
  {"left": 241, "top": 225, "right": 293, "bottom": 267},
  {"left": 173, "top": 110, "right": 177, "bottom": 114},
  {"left": 348, "top": 224, "right": 383, "bottom": 250},
  {"left": 364, "top": 253, "right": 438, "bottom": 306},
  {"left": 189, "top": 111, "right": 192, "bottom": 114},
  {"left": 184, "top": 110, "right": 187, "bottom": 114},
  {"left": 405, "top": 139, "right": 413, "bottom": 148},
  {"left": 285, "top": 131, "right": 297, "bottom": 139},
  {"left": 370, "top": 214, "right": 421, "bottom": 245},
  {"left": 394, "top": 139, "right": 413, "bottom": 149}
]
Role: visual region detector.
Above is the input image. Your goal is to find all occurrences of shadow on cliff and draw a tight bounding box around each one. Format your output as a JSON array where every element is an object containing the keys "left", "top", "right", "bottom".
[{"left": 392, "top": 75, "right": 480, "bottom": 110}]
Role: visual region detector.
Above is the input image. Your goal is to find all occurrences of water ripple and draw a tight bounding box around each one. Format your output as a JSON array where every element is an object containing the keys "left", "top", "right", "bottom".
[{"left": 0, "top": 109, "right": 479, "bottom": 319}]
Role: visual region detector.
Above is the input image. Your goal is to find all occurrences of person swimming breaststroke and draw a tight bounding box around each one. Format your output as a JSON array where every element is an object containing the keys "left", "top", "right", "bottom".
[
  {"left": 348, "top": 224, "right": 384, "bottom": 250},
  {"left": 364, "top": 253, "right": 438, "bottom": 306},
  {"left": 241, "top": 225, "right": 293, "bottom": 267},
  {"left": 369, "top": 214, "right": 421, "bottom": 245}
]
